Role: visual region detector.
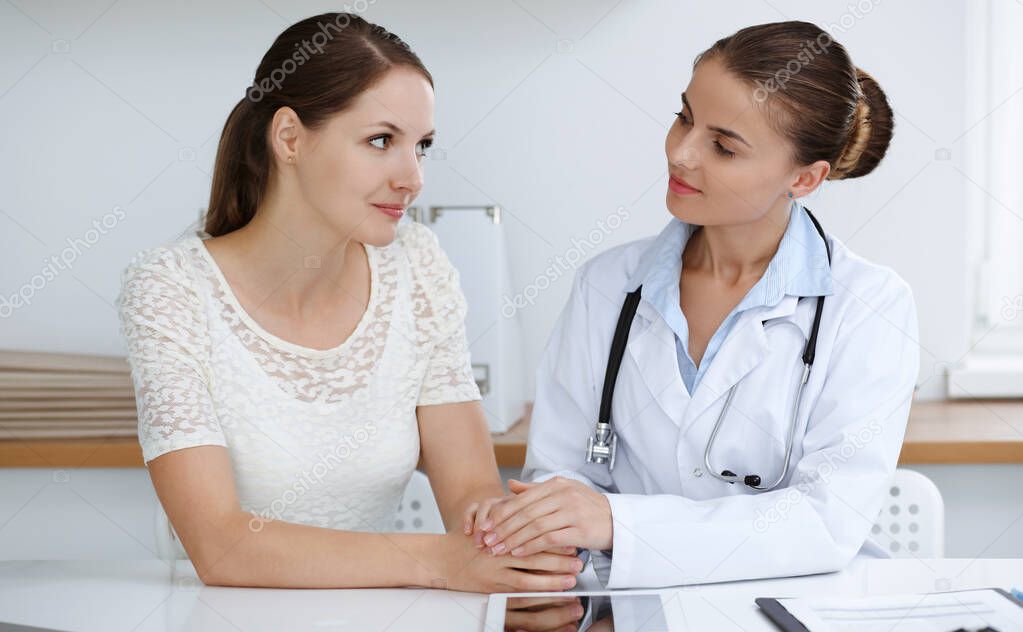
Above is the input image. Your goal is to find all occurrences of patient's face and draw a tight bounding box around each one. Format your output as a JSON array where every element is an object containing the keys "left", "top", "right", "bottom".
[
  {"left": 287, "top": 66, "right": 435, "bottom": 247},
  {"left": 664, "top": 56, "right": 800, "bottom": 227}
]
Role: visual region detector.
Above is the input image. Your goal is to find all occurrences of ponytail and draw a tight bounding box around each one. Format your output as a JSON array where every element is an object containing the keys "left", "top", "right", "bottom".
[{"left": 205, "top": 97, "right": 269, "bottom": 236}]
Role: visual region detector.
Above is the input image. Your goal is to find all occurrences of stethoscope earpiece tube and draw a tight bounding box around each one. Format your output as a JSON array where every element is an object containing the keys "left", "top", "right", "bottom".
[
  {"left": 597, "top": 287, "right": 643, "bottom": 425},
  {"left": 802, "top": 209, "right": 832, "bottom": 367},
  {"left": 586, "top": 286, "right": 643, "bottom": 469}
]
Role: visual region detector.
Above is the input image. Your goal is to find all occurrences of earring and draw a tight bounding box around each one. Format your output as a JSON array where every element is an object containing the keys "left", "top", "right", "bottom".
[{"left": 787, "top": 191, "right": 794, "bottom": 199}]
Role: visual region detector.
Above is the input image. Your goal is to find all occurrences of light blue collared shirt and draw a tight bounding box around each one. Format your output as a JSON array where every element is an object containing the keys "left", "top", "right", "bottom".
[{"left": 625, "top": 200, "right": 833, "bottom": 396}]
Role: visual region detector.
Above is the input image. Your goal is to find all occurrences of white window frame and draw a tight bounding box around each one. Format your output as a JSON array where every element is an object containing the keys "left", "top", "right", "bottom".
[{"left": 949, "top": 0, "right": 1023, "bottom": 397}]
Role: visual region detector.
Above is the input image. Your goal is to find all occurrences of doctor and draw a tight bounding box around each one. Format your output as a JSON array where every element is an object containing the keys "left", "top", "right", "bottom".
[{"left": 467, "top": 20, "right": 920, "bottom": 589}]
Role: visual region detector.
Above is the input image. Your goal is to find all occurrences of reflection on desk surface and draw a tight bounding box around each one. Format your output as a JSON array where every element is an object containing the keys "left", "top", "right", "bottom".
[{"left": 503, "top": 593, "right": 670, "bottom": 632}]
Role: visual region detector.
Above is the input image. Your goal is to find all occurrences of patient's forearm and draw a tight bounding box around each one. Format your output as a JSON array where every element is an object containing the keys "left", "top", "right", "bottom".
[
  {"left": 194, "top": 511, "right": 439, "bottom": 589},
  {"left": 439, "top": 480, "right": 505, "bottom": 532}
]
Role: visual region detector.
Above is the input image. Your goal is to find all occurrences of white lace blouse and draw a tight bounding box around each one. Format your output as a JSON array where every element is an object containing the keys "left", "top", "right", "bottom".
[{"left": 117, "top": 221, "right": 481, "bottom": 532}]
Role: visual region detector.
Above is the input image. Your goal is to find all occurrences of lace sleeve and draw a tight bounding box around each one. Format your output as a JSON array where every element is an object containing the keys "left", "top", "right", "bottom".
[
  {"left": 418, "top": 319, "right": 481, "bottom": 406},
  {"left": 117, "top": 245, "right": 226, "bottom": 464},
  {"left": 401, "top": 222, "right": 482, "bottom": 407}
]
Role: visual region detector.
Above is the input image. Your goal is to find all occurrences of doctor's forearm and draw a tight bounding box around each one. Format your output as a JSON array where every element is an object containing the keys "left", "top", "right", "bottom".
[{"left": 601, "top": 492, "right": 858, "bottom": 588}]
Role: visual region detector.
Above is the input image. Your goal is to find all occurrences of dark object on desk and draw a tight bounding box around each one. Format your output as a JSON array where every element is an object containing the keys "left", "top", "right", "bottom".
[{"left": 755, "top": 597, "right": 810, "bottom": 632}]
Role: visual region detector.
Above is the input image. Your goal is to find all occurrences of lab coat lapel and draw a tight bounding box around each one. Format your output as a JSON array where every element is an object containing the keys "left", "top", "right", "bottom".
[
  {"left": 681, "top": 295, "right": 801, "bottom": 436},
  {"left": 625, "top": 299, "right": 690, "bottom": 427}
]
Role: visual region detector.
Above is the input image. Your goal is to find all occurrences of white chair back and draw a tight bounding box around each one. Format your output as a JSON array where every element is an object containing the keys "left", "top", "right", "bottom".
[
  {"left": 393, "top": 470, "right": 445, "bottom": 534},
  {"left": 869, "top": 468, "right": 944, "bottom": 558}
]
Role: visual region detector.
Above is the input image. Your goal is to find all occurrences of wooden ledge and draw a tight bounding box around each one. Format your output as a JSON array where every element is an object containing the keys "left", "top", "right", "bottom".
[
  {"left": 899, "top": 400, "right": 1023, "bottom": 463},
  {"left": 3, "top": 400, "right": 1023, "bottom": 468},
  {"left": 0, "top": 437, "right": 145, "bottom": 468}
]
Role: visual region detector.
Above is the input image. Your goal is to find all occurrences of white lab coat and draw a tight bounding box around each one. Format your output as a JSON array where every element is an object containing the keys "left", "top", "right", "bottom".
[{"left": 523, "top": 229, "right": 920, "bottom": 589}]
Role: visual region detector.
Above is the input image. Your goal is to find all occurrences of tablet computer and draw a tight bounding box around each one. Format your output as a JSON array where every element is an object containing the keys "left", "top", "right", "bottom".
[{"left": 485, "top": 589, "right": 686, "bottom": 631}]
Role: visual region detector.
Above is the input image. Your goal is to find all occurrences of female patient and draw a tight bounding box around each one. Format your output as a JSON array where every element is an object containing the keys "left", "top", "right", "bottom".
[
  {"left": 117, "top": 13, "right": 580, "bottom": 592},
  {"left": 467, "top": 21, "right": 918, "bottom": 589}
]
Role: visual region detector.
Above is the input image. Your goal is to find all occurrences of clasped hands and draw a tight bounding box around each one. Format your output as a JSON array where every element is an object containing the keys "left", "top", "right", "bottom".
[{"left": 463, "top": 477, "right": 614, "bottom": 559}]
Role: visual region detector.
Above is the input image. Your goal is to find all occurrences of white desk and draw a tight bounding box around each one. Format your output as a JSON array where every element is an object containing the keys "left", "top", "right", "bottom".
[{"left": 0, "top": 558, "right": 1020, "bottom": 631}]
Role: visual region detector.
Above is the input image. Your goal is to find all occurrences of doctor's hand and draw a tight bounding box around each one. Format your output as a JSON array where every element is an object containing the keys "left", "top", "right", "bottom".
[
  {"left": 463, "top": 495, "right": 577, "bottom": 556},
  {"left": 479, "top": 477, "right": 613, "bottom": 557},
  {"left": 463, "top": 494, "right": 509, "bottom": 548}
]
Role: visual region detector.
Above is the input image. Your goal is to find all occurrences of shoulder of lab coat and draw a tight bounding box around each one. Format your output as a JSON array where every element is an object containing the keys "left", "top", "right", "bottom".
[{"left": 525, "top": 226, "right": 921, "bottom": 589}]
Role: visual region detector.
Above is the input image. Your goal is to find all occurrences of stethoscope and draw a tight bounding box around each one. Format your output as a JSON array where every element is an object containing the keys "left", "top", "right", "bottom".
[{"left": 585, "top": 207, "right": 832, "bottom": 492}]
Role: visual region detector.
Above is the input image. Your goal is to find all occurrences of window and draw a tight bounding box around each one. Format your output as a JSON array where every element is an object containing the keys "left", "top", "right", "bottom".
[{"left": 950, "top": 0, "right": 1023, "bottom": 397}]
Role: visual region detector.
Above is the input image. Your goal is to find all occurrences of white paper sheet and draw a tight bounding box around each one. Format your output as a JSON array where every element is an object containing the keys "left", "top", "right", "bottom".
[{"left": 777, "top": 589, "right": 1023, "bottom": 632}]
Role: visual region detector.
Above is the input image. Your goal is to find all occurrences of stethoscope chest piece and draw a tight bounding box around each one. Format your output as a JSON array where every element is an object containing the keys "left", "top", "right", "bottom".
[{"left": 585, "top": 421, "right": 617, "bottom": 471}]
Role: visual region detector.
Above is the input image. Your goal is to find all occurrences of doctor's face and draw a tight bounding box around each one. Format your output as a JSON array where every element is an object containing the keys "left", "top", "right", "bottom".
[{"left": 664, "top": 56, "right": 800, "bottom": 227}]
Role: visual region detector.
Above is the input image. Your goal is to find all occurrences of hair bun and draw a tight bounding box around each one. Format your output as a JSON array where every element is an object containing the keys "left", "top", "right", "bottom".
[{"left": 829, "top": 68, "right": 894, "bottom": 180}]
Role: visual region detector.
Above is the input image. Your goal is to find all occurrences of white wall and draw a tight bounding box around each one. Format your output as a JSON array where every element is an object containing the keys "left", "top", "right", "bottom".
[{"left": 0, "top": 0, "right": 973, "bottom": 400}]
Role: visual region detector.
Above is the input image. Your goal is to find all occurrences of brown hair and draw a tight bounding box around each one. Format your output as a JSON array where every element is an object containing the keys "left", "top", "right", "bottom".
[
  {"left": 205, "top": 13, "right": 433, "bottom": 237},
  {"left": 695, "top": 21, "right": 893, "bottom": 180}
]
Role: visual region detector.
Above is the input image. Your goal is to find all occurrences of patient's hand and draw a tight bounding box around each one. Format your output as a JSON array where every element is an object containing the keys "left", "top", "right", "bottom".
[
  {"left": 504, "top": 595, "right": 585, "bottom": 632},
  {"left": 434, "top": 530, "right": 581, "bottom": 593}
]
